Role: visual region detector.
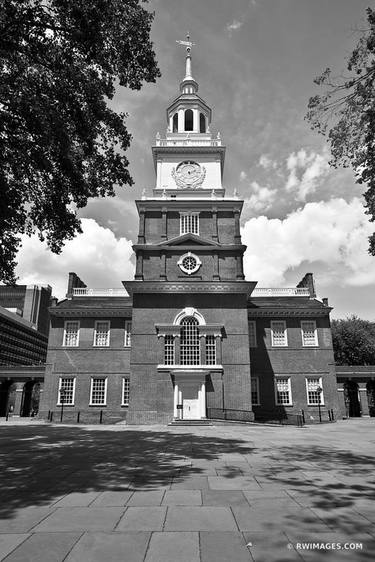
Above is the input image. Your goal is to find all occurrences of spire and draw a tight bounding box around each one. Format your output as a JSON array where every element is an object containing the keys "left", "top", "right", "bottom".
[{"left": 176, "top": 33, "right": 198, "bottom": 94}]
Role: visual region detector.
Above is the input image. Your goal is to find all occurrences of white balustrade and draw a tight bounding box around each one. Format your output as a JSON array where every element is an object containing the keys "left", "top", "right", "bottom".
[
  {"left": 252, "top": 288, "right": 310, "bottom": 297},
  {"left": 72, "top": 288, "right": 128, "bottom": 297}
]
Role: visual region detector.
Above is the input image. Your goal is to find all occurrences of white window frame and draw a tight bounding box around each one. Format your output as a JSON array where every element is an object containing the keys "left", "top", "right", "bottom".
[
  {"left": 89, "top": 377, "right": 108, "bottom": 406},
  {"left": 93, "top": 320, "right": 110, "bottom": 347},
  {"left": 124, "top": 320, "right": 132, "bottom": 347},
  {"left": 63, "top": 321, "right": 80, "bottom": 347},
  {"left": 249, "top": 321, "right": 257, "bottom": 348},
  {"left": 205, "top": 335, "right": 217, "bottom": 365},
  {"left": 57, "top": 377, "right": 76, "bottom": 406},
  {"left": 301, "top": 321, "right": 318, "bottom": 347},
  {"left": 275, "top": 377, "right": 292, "bottom": 406},
  {"left": 180, "top": 212, "right": 200, "bottom": 236},
  {"left": 122, "top": 377, "right": 130, "bottom": 406},
  {"left": 251, "top": 377, "right": 260, "bottom": 405},
  {"left": 306, "top": 377, "right": 324, "bottom": 406},
  {"left": 164, "top": 335, "right": 175, "bottom": 365},
  {"left": 271, "top": 321, "right": 288, "bottom": 347}
]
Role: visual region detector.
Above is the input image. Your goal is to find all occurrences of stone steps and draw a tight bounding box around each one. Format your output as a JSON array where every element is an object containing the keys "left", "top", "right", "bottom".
[{"left": 168, "top": 419, "right": 212, "bottom": 426}]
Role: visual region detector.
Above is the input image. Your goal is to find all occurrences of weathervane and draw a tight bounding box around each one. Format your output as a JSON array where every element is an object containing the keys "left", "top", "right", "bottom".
[
  {"left": 176, "top": 33, "right": 196, "bottom": 80},
  {"left": 176, "top": 32, "right": 195, "bottom": 54}
]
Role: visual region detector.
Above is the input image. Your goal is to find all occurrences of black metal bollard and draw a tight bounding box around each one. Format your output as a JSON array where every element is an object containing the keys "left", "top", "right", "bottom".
[
  {"left": 77, "top": 411, "right": 80, "bottom": 423},
  {"left": 99, "top": 410, "right": 103, "bottom": 424},
  {"left": 50, "top": 411, "right": 53, "bottom": 422},
  {"left": 301, "top": 409, "right": 305, "bottom": 424}
]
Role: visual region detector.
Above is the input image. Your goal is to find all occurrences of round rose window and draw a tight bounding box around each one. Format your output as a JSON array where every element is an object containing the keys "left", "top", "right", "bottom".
[{"left": 177, "top": 252, "right": 202, "bottom": 275}]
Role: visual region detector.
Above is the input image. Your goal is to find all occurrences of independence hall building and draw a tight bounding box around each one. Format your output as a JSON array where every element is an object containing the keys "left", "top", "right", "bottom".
[{"left": 40, "top": 43, "right": 339, "bottom": 424}]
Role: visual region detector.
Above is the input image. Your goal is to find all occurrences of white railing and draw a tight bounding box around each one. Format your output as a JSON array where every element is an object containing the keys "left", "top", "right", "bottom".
[
  {"left": 252, "top": 288, "right": 310, "bottom": 297},
  {"left": 155, "top": 138, "right": 222, "bottom": 147},
  {"left": 72, "top": 288, "right": 128, "bottom": 297}
]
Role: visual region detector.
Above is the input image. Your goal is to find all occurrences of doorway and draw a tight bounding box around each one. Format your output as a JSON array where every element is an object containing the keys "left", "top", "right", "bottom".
[
  {"left": 0, "top": 381, "right": 16, "bottom": 416},
  {"left": 21, "top": 381, "right": 40, "bottom": 417},
  {"left": 173, "top": 371, "right": 206, "bottom": 420},
  {"left": 344, "top": 381, "right": 361, "bottom": 417}
]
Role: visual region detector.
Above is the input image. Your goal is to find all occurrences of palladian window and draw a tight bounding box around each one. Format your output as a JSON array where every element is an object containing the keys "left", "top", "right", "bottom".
[
  {"left": 158, "top": 309, "right": 222, "bottom": 367},
  {"left": 180, "top": 317, "right": 200, "bottom": 365}
]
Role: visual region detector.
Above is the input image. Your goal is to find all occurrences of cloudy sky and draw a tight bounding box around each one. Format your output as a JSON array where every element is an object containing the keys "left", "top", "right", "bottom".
[{"left": 15, "top": 0, "right": 375, "bottom": 319}]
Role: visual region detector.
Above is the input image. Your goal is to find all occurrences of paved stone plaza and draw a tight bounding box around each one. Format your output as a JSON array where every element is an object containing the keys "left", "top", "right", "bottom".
[{"left": 0, "top": 419, "right": 374, "bottom": 561}]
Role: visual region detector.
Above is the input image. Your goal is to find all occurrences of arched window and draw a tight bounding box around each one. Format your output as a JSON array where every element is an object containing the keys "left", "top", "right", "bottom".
[
  {"left": 180, "top": 317, "right": 200, "bottom": 365},
  {"left": 184, "top": 109, "right": 193, "bottom": 131},
  {"left": 199, "top": 113, "right": 206, "bottom": 133},
  {"left": 172, "top": 113, "right": 178, "bottom": 133}
]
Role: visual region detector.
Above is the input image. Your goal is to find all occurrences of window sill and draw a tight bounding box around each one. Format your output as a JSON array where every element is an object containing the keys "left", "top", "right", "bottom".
[
  {"left": 158, "top": 364, "right": 223, "bottom": 372},
  {"left": 89, "top": 404, "right": 107, "bottom": 407}
]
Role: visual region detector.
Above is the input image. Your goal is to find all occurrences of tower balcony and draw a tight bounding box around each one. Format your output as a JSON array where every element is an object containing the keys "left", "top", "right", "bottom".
[{"left": 155, "top": 132, "right": 222, "bottom": 147}]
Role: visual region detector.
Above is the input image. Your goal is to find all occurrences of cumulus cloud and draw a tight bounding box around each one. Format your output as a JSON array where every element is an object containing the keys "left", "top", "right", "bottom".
[
  {"left": 242, "top": 197, "right": 375, "bottom": 287},
  {"left": 15, "top": 219, "right": 135, "bottom": 300},
  {"left": 244, "top": 181, "right": 277, "bottom": 214},
  {"left": 226, "top": 19, "right": 243, "bottom": 35},
  {"left": 258, "top": 154, "right": 277, "bottom": 170},
  {"left": 285, "top": 149, "right": 330, "bottom": 201}
]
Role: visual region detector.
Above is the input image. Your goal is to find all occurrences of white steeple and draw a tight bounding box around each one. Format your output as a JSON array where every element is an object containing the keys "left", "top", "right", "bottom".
[
  {"left": 151, "top": 36, "right": 226, "bottom": 198},
  {"left": 176, "top": 33, "right": 198, "bottom": 94}
]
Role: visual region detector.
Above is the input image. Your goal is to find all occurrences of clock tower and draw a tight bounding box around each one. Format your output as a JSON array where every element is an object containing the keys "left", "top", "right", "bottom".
[{"left": 124, "top": 37, "right": 256, "bottom": 424}]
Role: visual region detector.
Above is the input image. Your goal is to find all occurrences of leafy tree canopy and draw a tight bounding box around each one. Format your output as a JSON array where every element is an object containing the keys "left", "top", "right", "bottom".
[
  {"left": 306, "top": 7, "right": 375, "bottom": 255},
  {"left": 0, "top": 0, "right": 160, "bottom": 283},
  {"left": 331, "top": 315, "right": 375, "bottom": 365}
]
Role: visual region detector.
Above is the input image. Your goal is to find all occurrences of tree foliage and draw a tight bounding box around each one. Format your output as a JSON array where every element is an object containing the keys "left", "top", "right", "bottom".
[
  {"left": 306, "top": 7, "right": 375, "bottom": 255},
  {"left": 331, "top": 315, "right": 375, "bottom": 365},
  {"left": 0, "top": 0, "right": 160, "bottom": 283}
]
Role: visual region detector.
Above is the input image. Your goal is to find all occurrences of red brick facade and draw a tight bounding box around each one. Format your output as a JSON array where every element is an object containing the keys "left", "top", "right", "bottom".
[{"left": 39, "top": 47, "right": 339, "bottom": 424}]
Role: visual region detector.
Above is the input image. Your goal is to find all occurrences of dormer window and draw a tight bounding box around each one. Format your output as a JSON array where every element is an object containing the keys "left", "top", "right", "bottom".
[
  {"left": 172, "top": 113, "right": 178, "bottom": 132},
  {"left": 200, "top": 113, "right": 206, "bottom": 133},
  {"left": 184, "top": 109, "right": 193, "bottom": 131},
  {"left": 180, "top": 212, "right": 199, "bottom": 235}
]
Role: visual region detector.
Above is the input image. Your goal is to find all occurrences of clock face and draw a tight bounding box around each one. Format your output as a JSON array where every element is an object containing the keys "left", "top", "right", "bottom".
[
  {"left": 177, "top": 161, "right": 201, "bottom": 185},
  {"left": 172, "top": 161, "right": 206, "bottom": 189}
]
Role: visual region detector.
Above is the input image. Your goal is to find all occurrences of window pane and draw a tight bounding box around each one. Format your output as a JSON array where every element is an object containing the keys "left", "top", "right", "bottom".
[
  {"left": 307, "top": 377, "right": 322, "bottom": 405},
  {"left": 205, "top": 335, "right": 216, "bottom": 365},
  {"left": 180, "top": 213, "right": 199, "bottom": 235},
  {"left": 91, "top": 378, "right": 106, "bottom": 405},
  {"left": 122, "top": 378, "right": 130, "bottom": 405},
  {"left": 164, "top": 335, "right": 175, "bottom": 365},
  {"left": 64, "top": 322, "right": 79, "bottom": 346},
  {"left": 58, "top": 378, "right": 75, "bottom": 405},
  {"left": 180, "top": 317, "right": 200, "bottom": 365},
  {"left": 276, "top": 378, "right": 291, "bottom": 405},
  {"left": 302, "top": 321, "right": 317, "bottom": 346},
  {"left": 125, "top": 321, "right": 132, "bottom": 347},
  {"left": 251, "top": 378, "right": 259, "bottom": 404},
  {"left": 271, "top": 322, "right": 287, "bottom": 346},
  {"left": 94, "top": 321, "right": 109, "bottom": 346},
  {"left": 249, "top": 321, "right": 257, "bottom": 347}
]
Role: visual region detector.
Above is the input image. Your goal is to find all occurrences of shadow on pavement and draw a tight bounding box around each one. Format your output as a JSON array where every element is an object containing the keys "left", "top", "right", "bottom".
[{"left": 0, "top": 424, "right": 253, "bottom": 519}]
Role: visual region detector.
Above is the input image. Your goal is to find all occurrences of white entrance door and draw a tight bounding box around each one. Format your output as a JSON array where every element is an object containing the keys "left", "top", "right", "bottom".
[{"left": 183, "top": 399, "right": 200, "bottom": 419}]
